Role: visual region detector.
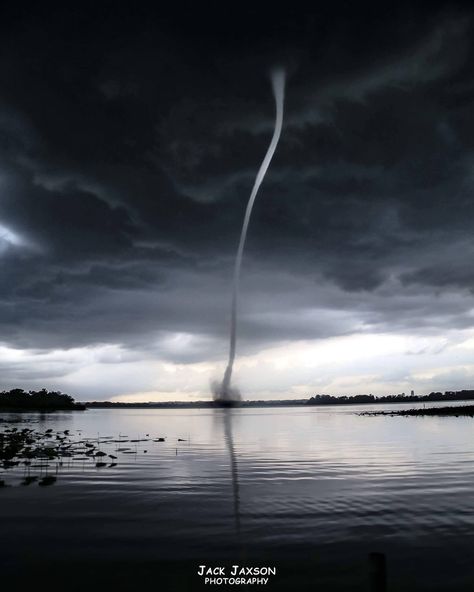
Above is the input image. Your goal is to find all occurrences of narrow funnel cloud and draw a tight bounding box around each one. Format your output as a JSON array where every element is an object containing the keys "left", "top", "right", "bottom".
[{"left": 213, "top": 69, "right": 286, "bottom": 402}]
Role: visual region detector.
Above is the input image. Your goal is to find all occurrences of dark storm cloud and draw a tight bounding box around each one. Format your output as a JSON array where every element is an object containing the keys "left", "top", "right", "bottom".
[{"left": 2, "top": 1, "right": 474, "bottom": 368}]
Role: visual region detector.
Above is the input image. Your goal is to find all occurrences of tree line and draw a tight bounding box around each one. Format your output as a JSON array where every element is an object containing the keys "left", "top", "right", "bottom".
[
  {"left": 306, "top": 390, "right": 474, "bottom": 405},
  {"left": 0, "top": 388, "right": 85, "bottom": 410}
]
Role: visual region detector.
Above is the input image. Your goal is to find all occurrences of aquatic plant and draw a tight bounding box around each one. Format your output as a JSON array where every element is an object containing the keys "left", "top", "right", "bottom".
[{"left": 0, "top": 424, "right": 179, "bottom": 488}]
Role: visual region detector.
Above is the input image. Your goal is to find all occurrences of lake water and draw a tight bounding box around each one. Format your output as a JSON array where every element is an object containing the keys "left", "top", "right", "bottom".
[{"left": 1, "top": 402, "right": 474, "bottom": 591}]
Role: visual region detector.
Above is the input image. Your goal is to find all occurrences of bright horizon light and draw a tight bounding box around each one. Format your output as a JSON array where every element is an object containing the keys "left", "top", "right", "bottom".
[{"left": 3, "top": 327, "right": 474, "bottom": 402}]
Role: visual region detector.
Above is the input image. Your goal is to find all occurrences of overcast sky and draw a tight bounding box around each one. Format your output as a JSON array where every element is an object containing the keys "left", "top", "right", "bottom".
[{"left": 2, "top": 2, "right": 474, "bottom": 401}]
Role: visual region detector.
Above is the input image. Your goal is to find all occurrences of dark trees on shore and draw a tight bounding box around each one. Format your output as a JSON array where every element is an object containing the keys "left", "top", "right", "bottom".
[
  {"left": 0, "top": 388, "right": 84, "bottom": 410},
  {"left": 306, "top": 390, "right": 474, "bottom": 406}
]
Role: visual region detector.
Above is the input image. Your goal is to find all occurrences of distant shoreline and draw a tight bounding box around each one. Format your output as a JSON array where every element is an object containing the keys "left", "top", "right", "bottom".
[
  {"left": 81, "top": 391, "right": 474, "bottom": 409},
  {"left": 2, "top": 388, "right": 474, "bottom": 412},
  {"left": 0, "top": 389, "right": 86, "bottom": 412},
  {"left": 80, "top": 400, "right": 308, "bottom": 409}
]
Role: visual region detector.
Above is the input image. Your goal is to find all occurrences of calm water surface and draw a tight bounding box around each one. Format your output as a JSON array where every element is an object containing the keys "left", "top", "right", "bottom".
[{"left": 1, "top": 402, "right": 474, "bottom": 591}]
